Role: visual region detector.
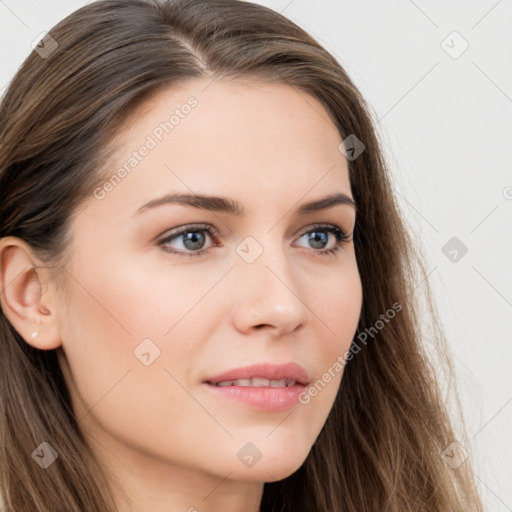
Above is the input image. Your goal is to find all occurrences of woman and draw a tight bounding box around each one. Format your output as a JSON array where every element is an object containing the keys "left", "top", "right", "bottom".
[{"left": 0, "top": 0, "right": 484, "bottom": 510}]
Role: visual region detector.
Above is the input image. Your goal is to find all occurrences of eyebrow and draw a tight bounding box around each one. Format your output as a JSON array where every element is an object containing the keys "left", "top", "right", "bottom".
[{"left": 133, "top": 191, "right": 356, "bottom": 216}]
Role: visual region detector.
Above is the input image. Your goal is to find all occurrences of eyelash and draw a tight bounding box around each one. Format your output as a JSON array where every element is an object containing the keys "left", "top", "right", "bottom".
[{"left": 157, "top": 223, "right": 352, "bottom": 258}]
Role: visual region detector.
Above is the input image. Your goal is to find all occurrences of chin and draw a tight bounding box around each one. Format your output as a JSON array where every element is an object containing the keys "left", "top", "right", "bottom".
[
  {"left": 226, "top": 448, "right": 310, "bottom": 483},
  {"left": 235, "top": 462, "right": 305, "bottom": 483}
]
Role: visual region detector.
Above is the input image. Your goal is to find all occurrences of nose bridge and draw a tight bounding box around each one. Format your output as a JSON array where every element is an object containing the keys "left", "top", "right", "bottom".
[
  {"left": 237, "top": 230, "right": 294, "bottom": 292},
  {"left": 230, "top": 230, "right": 309, "bottom": 332}
]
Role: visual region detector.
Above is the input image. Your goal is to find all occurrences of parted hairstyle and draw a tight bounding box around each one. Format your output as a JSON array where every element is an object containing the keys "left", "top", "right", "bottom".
[{"left": 0, "top": 0, "right": 484, "bottom": 510}]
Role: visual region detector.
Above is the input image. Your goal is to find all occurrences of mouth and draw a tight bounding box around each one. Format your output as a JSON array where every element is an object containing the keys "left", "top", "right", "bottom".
[
  {"left": 208, "top": 377, "right": 299, "bottom": 388},
  {"left": 202, "top": 362, "right": 310, "bottom": 412},
  {"left": 203, "top": 362, "right": 310, "bottom": 387}
]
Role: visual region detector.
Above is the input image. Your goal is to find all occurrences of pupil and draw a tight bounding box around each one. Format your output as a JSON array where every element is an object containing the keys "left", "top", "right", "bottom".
[
  {"left": 183, "top": 231, "right": 205, "bottom": 250},
  {"left": 309, "top": 231, "right": 327, "bottom": 249}
]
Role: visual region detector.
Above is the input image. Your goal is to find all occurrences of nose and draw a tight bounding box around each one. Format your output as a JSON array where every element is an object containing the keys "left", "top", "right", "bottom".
[{"left": 230, "top": 240, "right": 310, "bottom": 337}]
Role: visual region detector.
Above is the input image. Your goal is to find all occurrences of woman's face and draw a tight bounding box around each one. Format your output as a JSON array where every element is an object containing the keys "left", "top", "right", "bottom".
[{"left": 56, "top": 78, "right": 362, "bottom": 490}]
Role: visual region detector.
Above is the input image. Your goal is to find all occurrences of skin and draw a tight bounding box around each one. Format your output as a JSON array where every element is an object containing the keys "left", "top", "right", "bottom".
[{"left": 0, "top": 78, "right": 363, "bottom": 512}]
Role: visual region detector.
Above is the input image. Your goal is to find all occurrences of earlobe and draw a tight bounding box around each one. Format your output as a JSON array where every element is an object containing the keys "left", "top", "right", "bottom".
[{"left": 0, "top": 236, "right": 62, "bottom": 350}]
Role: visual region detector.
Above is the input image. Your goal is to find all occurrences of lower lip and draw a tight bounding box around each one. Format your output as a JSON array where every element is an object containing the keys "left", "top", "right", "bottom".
[{"left": 203, "top": 383, "right": 306, "bottom": 412}]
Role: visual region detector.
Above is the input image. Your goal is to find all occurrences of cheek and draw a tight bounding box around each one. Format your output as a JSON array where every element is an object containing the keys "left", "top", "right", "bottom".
[
  {"left": 57, "top": 270, "right": 153, "bottom": 420},
  {"left": 57, "top": 251, "right": 217, "bottom": 425},
  {"left": 310, "top": 263, "right": 362, "bottom": 357},
  {"left": 300, "top": 265, "right": 362, "bottom": 408},
  {"left": 57, "top": 264, "right": 215, "bottom": 466}
]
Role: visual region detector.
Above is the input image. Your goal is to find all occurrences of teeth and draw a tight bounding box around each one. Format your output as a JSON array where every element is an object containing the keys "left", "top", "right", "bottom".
[
  {"left": 217, "top": 381, "right": 233, "bottom": 387},
  {"left": 214, "top": 377, "right": 297, "bottom": 387},
  {"left": 234, "top": 378, "right": 252, "bottom": 386}
]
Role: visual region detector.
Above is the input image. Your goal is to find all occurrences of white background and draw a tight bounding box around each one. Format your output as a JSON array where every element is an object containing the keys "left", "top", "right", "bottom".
[{"left": 1, "top": 1, "right": 511, "bottom": 510}]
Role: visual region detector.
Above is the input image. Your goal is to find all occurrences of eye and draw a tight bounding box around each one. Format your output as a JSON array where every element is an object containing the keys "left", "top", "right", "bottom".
[
  {"left": 157, "top": 223, "right": 352, "bottom": 257},
  {"left": 294, "top": 223, "right": 352, "bottom": 257},
  {"left": 158, "top": 223, "right": 218, "bottom": 257}
]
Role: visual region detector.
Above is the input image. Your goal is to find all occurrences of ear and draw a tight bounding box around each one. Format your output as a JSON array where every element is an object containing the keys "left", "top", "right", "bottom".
[{"left": 0, "top": 236, "right": 61, "bottom": 350}]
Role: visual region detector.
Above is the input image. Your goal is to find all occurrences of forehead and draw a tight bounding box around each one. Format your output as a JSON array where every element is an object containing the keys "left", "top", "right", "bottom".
[{"left": 85, "top": 78, "right": 352, "bottom": 221}]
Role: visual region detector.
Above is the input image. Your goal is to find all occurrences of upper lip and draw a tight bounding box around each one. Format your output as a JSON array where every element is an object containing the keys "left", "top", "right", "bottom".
[{"left": 204, "top": 362, "right": 310, "bottom": 386}]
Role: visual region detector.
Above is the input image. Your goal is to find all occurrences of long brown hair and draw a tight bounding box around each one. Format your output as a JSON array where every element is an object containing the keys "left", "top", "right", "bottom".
[{"left": 0, "top": 0, "right": 485, "bottom": 510}]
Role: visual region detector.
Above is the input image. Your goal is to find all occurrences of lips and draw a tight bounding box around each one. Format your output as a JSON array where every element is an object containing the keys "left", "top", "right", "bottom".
[
  {"left": 203, "top": 362, "right": 310, "bottom": 412},
  {"left": 204, "top": 362, "right": 310, "bottom": 387}
]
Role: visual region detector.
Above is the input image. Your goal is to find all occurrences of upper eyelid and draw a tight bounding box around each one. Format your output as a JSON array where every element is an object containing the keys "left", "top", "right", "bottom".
[
  {"left": 158, "top": 222, "right": 350, "bottom": 245},
  {"left": 158, "top": 223, "right": 219, "bottom": 241}
]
